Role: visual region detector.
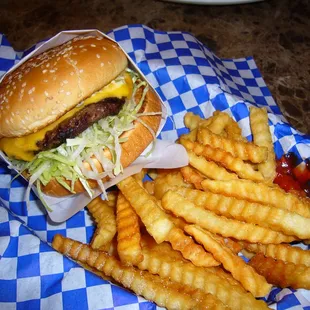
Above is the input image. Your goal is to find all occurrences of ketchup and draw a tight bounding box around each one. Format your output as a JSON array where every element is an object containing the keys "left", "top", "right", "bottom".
[{"left": 274, "top": 153, "right": 310, "bottom": 198}]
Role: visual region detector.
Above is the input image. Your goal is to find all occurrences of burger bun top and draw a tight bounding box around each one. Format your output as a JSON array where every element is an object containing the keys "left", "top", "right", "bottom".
[{"left": 0, "top": 36, "right": 128, "bottom": 138}]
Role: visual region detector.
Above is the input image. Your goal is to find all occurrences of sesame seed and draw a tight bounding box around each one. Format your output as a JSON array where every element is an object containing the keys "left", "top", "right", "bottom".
[
  {"left": 43, "top": 79, "right": 48, "bottom": 83},
  {"left": 46, "top": 63, "right": 50, "bottom": 68},
  {"left": 40, "top": 108, "right": 43, "bottom": 113},
  {"left": 22, "top": 82, "right": 26, "bottom": 87},
  {"left": 70, "top": 72, "right": 74, "bottom": 76},
  {"left": 91, "top": 44, "right": 96, "bottom": 47},
  {"left": 102, "top": 47, "right": 107, "bottom": 50},
  {"left": 59, "top": 89, "right": 64, "bottom": 93},
  {"left": 96, "top": 54, "right": 100, "bottom": 59},
  {"left": 50, "top": 70, "right": 55, "bottom": 73},
  {"left": 79, "top": 69, "right": 84, "bottom": 73},
  {"left": 28, "top": 87, "right": 35, "bottom": 95},
  {"left": 30, "top": 98, "right": 34, "bottom": 102},
  {"left": 21, "top": 119, "right": 25, "bottom": 124},
  {"left": 44, "top": 91, "right": 49, "bottom": 97},
  {"left": 42, "top": 69, "right": 47, "bottom": 74},
  {"left": 66, "top": 91, "right": 71, "bottom": 96},
  {"left": 5, "top": 119, "right": 9, "bottom": 124},
  {"left": 63, "top": 80, "right": 68, "bottom": 84},
  {"left": 100, "top": 63, "right": 104, "bottom": 67}
]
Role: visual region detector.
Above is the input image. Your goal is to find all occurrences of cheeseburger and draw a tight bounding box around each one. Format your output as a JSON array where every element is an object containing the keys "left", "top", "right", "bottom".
[{"left": 0, "top": 35, "right": 162, "bottom": 201}]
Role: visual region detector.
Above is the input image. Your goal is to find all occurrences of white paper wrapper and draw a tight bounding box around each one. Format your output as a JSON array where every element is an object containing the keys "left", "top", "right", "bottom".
[{"left": 0, "top": 29, "right": 188, "bottom": 222}]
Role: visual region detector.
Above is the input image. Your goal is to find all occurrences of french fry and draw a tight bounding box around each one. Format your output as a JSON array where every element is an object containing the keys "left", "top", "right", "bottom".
[
  {"left": 170, "top": 187, "right": 310, "bottom": 239},
  {"left": 133, "top": 169, "right": 147, "bottom": 186},
  {"left": 180, "top": 137, "right": 264, "bottom": 181},
  {"left": 180, "top": 166, "right": 205, "bottom": 189},
  {"left": 153, "top": 171, "right": 193, "bottom": 200},
  {"left": 181, "top": 128, "right": 198, "bottom": 142},
  {"left": 87, "top": 195, "right": 117, "bottom": 250},
  {"left": 139, "top": 239, "right": 268, "bottom": 310},
  {"left": 207, "top": 111, "right": 232, "bottom": 135},
  {"left": 184, "top": 112, "right": 213, "bottom": 131},
  {"left": 143, "top": 180, "right": 155, "bottom": 195},
  {"left": 116, "top": 192, "right": 143, "bottom": 265},
  {"left": 249, "top": 253, "right": 310, "bottom": 290},
  {"left": 240, "top": 242, "right": 310, "bottom": 267},
  {"left": 225, "top": 118, "right": 247, "bottom": 142},
  {"left": 166, "top": 226, "right": 220, "bottom": 267},
  {"left": 52, "top": 235, "right": 227, "bottom": 310},
  {"left": 187, "top": 151, "right": 238, "bottom": 181},
  {"left": 215, "top": 235, "right": 244, "bottom": 254},
  {"left": 185, "top": 225, "right": 272, "bottom": 297},
  {"left": 161, "top": 190, "right": 295, "bottom": 244},
  {"left": 241, "top": 249, "right": 255, "bottom": 260},
  {"left": 117, "top": 177, "right": 219, "bottom": 267},
  {"left": 250, "top": 107, "right": 276, "bottom": 182},
  {"left": 118, "top": 176, "right": 174, "bottom": 244},
  {"left": 197, "top": 127, "right": 268, "bottom": 163},
  {"left": 201, "top": 179, "right": 310, "bottom": 218}
]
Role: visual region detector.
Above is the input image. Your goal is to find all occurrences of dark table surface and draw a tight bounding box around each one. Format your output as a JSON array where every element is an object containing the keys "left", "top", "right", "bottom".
[{"left": 0, "top": 0, "right": 309, "bottom": 134}]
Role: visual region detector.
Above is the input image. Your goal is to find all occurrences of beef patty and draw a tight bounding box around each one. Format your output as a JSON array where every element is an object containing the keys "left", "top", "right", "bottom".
[{"left": 37, "top": 97, "right": 125, "bottom": 151}]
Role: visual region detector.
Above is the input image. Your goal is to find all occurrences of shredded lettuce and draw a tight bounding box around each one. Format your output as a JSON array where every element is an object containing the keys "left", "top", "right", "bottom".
[{"left": 12, "top": 70, "right": 161, "bottom": 210}]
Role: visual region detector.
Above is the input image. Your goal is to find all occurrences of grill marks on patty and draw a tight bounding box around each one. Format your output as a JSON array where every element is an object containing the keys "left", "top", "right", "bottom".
[{"left": 36, "top": 97, "right": 125, "bottom": 151}]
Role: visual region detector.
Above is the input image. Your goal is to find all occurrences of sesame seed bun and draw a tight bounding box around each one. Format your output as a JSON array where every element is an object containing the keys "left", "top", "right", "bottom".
[{"left": 0, "top": 36, "right": 128, "bottom": 138}]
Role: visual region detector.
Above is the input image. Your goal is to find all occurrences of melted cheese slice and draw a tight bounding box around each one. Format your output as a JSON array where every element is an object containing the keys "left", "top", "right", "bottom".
[{"left": 0, "top": 73, "right": 133, "bottom": 161}]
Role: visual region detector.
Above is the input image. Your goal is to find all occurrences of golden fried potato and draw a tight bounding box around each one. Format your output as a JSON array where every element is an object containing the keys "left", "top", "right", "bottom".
[
  {"left": 184, "top": 112, "right": 213, "bottom": 131},
  {"left": 166, "top": 226, "right": 220, "bottom": 267},
  {"left": 169, "top": 186, "right": 310, "bottom": 239},
  {"left": 185, "top": 225, "right": 272, "bottom": 297},
  {"left": 187, "top": 151, "right": 238, "bottom": 181},
  {"left": 139, "top": 236, "right": 267, "bottom": 310},
  {"left": 201, "top": 179, "right": 310, "bottom": 218},
  {"left": 153, "top": 170, "right": 192, "bottom": 200},
  {"left": 250, "top": 107, "right": 276, "bottom": 182},
  {"left": 118, "top": 176, "right": 174, "bottom": 244},
  {"left": 180, "top": 128, "right": 198, "bottom": 142},
  {"left": 52, "top": 234, "right": 227, "bottom": 310},
  {"left": 116, "top": 192, "right": 143, "bottom": 265},
  {"left": 224, "top": 118, "right": 247, "bottom": 142},
  {"left": 143, "top": 180, "right": 155, "bottom": 195},
  {"left": 133, "top": 169, "right": 147, "bottom": 186},
  {"left": 161, "top": 190, "right": 294, "bottom": 244},
  {"left": 117, "top": 177, "right": 218, "bottom": 267},
  {"left": 207, "top": 111, "right": 232, "bottom": 135},
  {"left": 249, "top": 253, "right": 310, "bottom": 290},
  {"left": 180, "top": 166, "right": 206, "bottom": 189},
  {"left": 87, "top": 195, "right": 117, "bottom": 250},
  {"left": 197, "top": 127, "right": 268, "bottom": 163},
  {"left": 180, "top": 137, "right": 264, "bottom": 181},
  {"left": 240, "top": 242, "right": 310, "bottom": 267}
]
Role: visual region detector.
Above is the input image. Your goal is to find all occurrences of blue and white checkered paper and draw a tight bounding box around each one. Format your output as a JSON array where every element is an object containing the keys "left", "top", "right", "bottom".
[{"left": 0, "top": 24, "right": 309, "bottom": 310}]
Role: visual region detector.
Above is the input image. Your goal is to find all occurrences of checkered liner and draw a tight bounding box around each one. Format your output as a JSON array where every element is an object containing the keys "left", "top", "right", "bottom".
[{"left": 0, "top": 24, "right": 309, "bottom": 310}]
